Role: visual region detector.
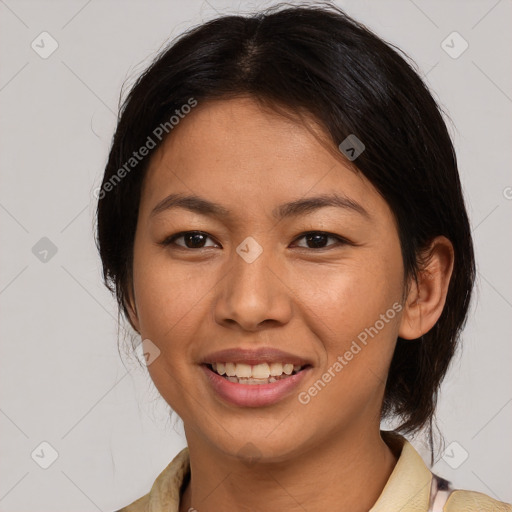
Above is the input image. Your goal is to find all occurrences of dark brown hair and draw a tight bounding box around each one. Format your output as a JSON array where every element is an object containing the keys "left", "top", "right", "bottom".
[{"left": 95, "top": 3, "right": 475, "bottom": 453}]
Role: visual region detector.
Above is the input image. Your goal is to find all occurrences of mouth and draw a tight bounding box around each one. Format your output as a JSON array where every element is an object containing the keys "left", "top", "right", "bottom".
[
  {"left": 201, "top": 359, "right": 313, "bottom": 407},
  {"left": 204, "top": 361, "right": 310, "bottom": 385},
  {"left": 200, "top": 347, "right": 314, "bottom": 407}
]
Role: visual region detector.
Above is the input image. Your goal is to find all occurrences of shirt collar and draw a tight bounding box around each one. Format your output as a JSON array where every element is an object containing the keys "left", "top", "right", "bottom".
[
  {"left": 145, "top": 431, "right": 433, "bottom": 512},
  {"left": 369, "top": 431, "right": 433, "bottom": 511}
]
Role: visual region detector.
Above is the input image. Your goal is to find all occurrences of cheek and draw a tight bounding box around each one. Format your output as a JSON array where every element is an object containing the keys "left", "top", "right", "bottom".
[
  {"left": 292, "top": 256, "right": 402, "bottom": 339},
  {"left": 293, "top": 263, "right": 402, "bottom": 419},
  {"left": 131, "top": 243, "right": 214, "bottom": 342},
  {"left": 289, "top": 251, "right": 404, "bottom": 407}
]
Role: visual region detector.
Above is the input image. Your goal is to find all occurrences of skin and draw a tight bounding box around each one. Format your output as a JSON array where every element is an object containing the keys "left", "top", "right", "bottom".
[{"left": 126, "top": 96, "right": 454, "bottom": 512}]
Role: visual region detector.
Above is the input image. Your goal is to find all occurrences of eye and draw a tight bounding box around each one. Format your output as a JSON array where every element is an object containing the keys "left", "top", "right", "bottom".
[
  {"left": 160, "top": 231, "right": 219, "bottom": 249},
  {"left": 291, "top": 231, "right": 349, "bottom": 250},
  {"left": 160, "top": 230, "right": 351, "bottom": 251}
]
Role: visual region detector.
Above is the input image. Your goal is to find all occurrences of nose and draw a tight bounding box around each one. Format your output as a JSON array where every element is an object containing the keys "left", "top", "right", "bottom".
[{"left": 213, "top": 242, "right": 293, "bottom": 332}]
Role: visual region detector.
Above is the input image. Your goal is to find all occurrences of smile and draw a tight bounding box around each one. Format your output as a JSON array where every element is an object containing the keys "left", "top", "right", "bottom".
[
  {"left": 208, "top": 362, "right": 304, "bottom": 384},
  {"left": 201, "top": 362, "right": 312, "bottom": 407}
]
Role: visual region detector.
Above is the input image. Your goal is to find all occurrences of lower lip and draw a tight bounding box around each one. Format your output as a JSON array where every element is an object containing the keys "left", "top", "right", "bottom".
[{"left": 201, "top": 364, "right": 311, "bottom": 407}]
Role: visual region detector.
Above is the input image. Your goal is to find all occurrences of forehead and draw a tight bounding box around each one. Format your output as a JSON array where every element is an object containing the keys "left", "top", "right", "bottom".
[{"left": 139, "top": 97, "right": 387, "bottom": 221}]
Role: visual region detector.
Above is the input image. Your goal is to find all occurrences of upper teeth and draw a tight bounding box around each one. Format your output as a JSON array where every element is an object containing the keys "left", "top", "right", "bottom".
[{"left": 212, "top": 362, "right": 302, "bottom": 379}]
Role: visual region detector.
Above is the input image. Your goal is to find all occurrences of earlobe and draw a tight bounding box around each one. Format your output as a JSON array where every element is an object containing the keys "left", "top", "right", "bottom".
[
  {"left": 399, "top": 278, "right": 423, "bottom": 340},
  {"left": 398, "top": 236, "right": 454, "bottom": 340}
]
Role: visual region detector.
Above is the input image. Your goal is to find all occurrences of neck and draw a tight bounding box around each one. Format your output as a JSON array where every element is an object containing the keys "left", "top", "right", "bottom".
[{"left": 179, "top": 425, "right": 399, "bottom": 512}]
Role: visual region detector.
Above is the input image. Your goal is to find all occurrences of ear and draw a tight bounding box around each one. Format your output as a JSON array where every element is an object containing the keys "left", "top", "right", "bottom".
[
  {"left": 124, "top": 282, "right": 141, "bottom": 334},
  {"left": 399, "top": 236, "right": 455, "bottom": 340}
]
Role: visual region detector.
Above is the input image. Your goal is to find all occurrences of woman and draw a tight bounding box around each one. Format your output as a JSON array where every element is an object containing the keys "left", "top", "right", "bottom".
[{"left": 96, "top": 4, "right": 511, "bottom": 511}]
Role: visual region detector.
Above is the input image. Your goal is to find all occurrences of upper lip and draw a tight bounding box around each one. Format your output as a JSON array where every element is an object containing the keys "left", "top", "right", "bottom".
[{"left": 201, "top": 347, "right": 313, "bottom": 367}]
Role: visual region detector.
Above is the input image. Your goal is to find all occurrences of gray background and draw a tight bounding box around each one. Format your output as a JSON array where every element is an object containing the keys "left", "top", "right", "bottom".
[{"left": 0, "top": 0, "right": 511, "bottom": 510}]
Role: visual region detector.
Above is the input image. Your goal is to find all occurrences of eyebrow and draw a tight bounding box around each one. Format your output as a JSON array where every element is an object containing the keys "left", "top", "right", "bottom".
[{"left": 150, "top": 192, "right": 370, "bottom": 221}]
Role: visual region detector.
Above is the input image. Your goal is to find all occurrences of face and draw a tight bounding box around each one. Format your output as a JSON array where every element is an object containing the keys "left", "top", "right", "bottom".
[{"left": 127, "top": 96, "right": 407, "bottom": 462}]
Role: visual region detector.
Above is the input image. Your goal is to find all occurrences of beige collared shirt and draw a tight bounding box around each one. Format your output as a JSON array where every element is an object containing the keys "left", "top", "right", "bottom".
[{"left": 116, "top": 432, "right": 511, "bottom": 512}]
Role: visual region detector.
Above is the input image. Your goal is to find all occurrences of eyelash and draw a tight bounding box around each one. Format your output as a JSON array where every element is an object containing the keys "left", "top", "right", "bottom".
[{"left": 159, "top": 230, "right": 352, "bottom": 251}]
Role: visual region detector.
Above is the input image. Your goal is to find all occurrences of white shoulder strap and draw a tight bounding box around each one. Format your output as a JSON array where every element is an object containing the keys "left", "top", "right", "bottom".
[
  {"left": 429, "top": 475, "right": 453, "bottom": 512},
  {"left": 431, "top": 489, "right": 452, "bottom": 512}
]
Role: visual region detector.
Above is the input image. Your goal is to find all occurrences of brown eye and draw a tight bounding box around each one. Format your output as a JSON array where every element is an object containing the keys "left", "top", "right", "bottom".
[
  {"left": 160, "top": 230, "right": 350, "bottom": 251},
  {"left": 162, "top": 231, "right": 219, "bottom": 249},
  {"left": 292, "top": 231, "right": 346, "bottom": 249}
]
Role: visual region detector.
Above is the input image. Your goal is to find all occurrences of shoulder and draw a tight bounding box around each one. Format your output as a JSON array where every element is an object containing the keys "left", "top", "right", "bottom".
[
  {"left": 114, "top": 493, "right": 149, "bottom": 512},
  {"left": 114, "top": 447, "right": 190, "bottom": 512},
  {"left": 443, "top": 489, "right": 512, "bottom": 512},
  {"left": 430, "top": 473, "right": 511, "bottom": 511}
]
